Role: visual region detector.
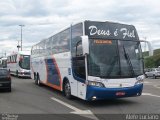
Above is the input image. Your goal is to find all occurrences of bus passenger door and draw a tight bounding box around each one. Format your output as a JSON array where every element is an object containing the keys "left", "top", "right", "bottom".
[{"left": 72, "top": 39, "right": 87, "bottom": 99}]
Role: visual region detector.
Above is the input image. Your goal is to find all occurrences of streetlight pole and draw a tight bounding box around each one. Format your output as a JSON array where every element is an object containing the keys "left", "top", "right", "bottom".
[
  {"left": 19, "top": 25, "right": 25, "bottom": 51},
  {"left": 17, "top": 40, "right": 20, "bottom": 51}
]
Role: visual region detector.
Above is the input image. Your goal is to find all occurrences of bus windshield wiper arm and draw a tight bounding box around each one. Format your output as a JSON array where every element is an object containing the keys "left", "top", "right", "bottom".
[{"left": 123, "top": 46, "right": 135, "bottom": 77}]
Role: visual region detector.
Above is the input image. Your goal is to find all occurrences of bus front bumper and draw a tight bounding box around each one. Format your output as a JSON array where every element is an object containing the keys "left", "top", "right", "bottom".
[
  {"left": 86, "top": 84, "right": 143, "bottom": 101},
  {"left": 18, "top": 72, "right": 31, "bottom": 77}
]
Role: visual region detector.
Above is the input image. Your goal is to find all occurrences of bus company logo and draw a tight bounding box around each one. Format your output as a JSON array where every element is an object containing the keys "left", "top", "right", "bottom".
[
  {"left": 88, "top": 25, "right": 135, "bottom": 39},
  {"left": 120, "top": 28, "right": 135, "bottom": 39}
]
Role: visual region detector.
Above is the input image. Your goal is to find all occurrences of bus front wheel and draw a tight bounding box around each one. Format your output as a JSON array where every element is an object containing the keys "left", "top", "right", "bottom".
[{"left": 64, "top": 81, "right": 72, "bottom": 99}]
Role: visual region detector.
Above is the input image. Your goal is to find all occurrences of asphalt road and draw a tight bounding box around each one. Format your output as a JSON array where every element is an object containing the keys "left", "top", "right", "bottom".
[{"left": 0, "top": 76, "right": 160, "bottom": 120}]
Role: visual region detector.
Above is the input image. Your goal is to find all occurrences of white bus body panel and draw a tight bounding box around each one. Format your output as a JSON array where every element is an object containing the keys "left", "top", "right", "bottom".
[
  {"left": 77, "top": 81, "right": 87, "bottom": 99},
  {"left": 104, "top": 78, "right": 136, "bottom": 88},
  {"left": 88, "top": 76, "right": 136, "bottom": 88},
  {"left": 31, "top": 52, "right": 78, "bottom": 96}
]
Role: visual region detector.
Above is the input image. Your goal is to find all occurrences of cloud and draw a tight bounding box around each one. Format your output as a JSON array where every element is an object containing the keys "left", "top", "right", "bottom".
[
  {"left": 0, "top": 0, "right": 16, "bottom": 16},
  {"left": 0, "top": 0, "right": 160, "bottom": 56}
]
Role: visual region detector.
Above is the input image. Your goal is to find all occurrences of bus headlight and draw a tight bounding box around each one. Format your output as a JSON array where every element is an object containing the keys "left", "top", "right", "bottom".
[
  {"left": 87, "top": 81, "right": 105, "bottom": 88},
  {"left": 135, "top": 75, "right": 144, "bottom": 85}
]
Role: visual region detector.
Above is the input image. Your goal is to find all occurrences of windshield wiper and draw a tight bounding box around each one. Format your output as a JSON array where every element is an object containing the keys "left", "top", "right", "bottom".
[{"left": 123, "top": 46, "right": 135, "bottom": 77}]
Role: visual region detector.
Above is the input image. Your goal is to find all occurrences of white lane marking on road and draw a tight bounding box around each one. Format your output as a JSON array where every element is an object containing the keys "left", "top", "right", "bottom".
[
  {"left": 142, "top": 93, "right": 160, "bottom": 98},
  {"left": 154, "top": 85, "right": 160, "bottom": 89},
  {"left": 144, "top": 81, "right": 151, "bottom": 84},
  {"left": 51, "top": 97, "right": 99, "bottom": 120}
]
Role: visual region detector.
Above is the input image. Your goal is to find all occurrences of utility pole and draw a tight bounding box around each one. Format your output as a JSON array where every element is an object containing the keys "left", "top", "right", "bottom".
[
  {"left": 144, "top": 37, "right": 147, "bottom": 52},
  {"left": 4, "top": 51, "right": 6, "bottom": 57},
  {"left": 17, "top": 40, "right": 20, "bottom": 51},
  {"left": 19, "top": 25, "right": 25, "bottom": 51}
]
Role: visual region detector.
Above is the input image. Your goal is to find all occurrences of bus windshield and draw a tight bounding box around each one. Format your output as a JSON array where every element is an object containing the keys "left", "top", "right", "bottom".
[
  {"left": 88, "top": 39, "right": 143, "bottom": 78},
  {"left": 19, "top": 55, "right": 30, "bottom": 70}
]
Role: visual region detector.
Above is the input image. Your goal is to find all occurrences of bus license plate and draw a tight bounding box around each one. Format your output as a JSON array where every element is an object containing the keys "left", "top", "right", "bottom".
[{"left": 116, "top": 92, "right": 125, "bottom": 96}]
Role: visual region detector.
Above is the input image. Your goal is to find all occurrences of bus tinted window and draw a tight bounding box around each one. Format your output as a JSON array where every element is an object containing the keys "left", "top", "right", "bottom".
[
  {"left": 19, "top": 55, "right": 30, "bottom": 70},
  {"left": 32, "top": 28, "right": 70, "bottom": 56}
]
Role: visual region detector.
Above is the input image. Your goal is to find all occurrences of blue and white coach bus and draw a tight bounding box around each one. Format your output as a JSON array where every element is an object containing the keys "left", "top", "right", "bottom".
[{"left": 31, "top": 20, "right": 146, "bottom": 100}]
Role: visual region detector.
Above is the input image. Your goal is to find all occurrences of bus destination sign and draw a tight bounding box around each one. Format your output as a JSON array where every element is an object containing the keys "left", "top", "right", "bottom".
[{"left": 85, "top": 21, "right": 139, "bottom": 40}]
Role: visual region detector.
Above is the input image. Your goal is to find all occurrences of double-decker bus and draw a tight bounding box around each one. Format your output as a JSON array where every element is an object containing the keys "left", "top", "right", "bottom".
[
  {"left": 7, "top": 51, "right": 31, "bottom": 77},
  {"left": 31, "top": 20, "right": 146, "bottom": 100}
]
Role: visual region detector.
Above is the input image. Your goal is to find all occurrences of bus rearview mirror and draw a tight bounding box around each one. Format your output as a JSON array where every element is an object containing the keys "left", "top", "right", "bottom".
[
  {"left": 81, "top": 36, "right": 89, "bottom": 55},
  {"left": 140, "top": 40, "right": 153, "bottom": 56}
]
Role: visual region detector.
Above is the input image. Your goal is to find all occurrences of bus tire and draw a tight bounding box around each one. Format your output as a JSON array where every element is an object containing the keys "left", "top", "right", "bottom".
[
  {"left": 64, "top": 80, "right": 72, "bottom": 99},
  {"left": 37, "top": 74, "right": 41, "bottom": 86},
  {"left": 34, "top": 73, "right": 37, "bottom": 84},
  {"left": 16, "top": 70, "right": 19, "bottom": 77},
  {"left": 34, "top": 73, "right": 36, "bottom": 80},
  {"left": 153, "top": 75, "right": 156, "bottom": 79},
  {"left": 35, "top": 75, "right": 38, "bottom": 85}
]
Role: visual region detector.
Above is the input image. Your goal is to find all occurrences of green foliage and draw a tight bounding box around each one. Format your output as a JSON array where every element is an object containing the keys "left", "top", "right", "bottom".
[
  {"left": 142, "top": 51, "right": 149, "bottom": 57},
  {"left": 153, "top": 49, "right": 160, "bottom": 55},
  {"left": 144, "top": 57, "right": 154, "bottom": 68},
  {"left": 144, "top": 48, "right": 160, "bottom": 68}
]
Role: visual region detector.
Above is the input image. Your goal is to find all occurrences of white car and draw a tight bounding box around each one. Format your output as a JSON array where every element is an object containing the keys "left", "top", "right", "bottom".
[{"left": 145, "top": 68, "right": 160, "bottom": 79}]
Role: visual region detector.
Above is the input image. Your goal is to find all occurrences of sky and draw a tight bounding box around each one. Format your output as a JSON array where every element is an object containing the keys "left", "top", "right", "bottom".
[{"left": 0, "top": 0, "right": 160, "bottom": 57}]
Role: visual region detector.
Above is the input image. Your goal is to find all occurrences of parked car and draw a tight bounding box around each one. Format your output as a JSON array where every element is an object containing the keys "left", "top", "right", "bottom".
[
  {"left": 145, "top": 68, "right": 160, "bottom": 79},
  {"left": 0, "top": 68, "right": 11, "bottom": 92}
]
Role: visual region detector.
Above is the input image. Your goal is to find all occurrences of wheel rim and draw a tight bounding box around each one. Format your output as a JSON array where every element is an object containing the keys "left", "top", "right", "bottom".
[{"left": 65, "top": 83, "right": 71, "bottom": 97}]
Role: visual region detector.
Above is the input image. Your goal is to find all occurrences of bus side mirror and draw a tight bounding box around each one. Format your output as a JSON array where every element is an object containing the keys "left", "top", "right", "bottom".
[
  {"left": 140, "top": 40, "right": 153, "bottom": 56},
  {"left": 81, "top": 36, "right": 89, "bottom": 55}
]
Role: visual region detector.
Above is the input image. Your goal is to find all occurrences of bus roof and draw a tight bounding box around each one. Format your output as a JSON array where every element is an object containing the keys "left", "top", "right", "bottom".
[
  {"left": 8, "top": 51, "right": 31, "bottom": 56},
  {"left": 18, "top": 51, "right": 30, "bottom": 55},
  {"left": 32, "top": 20, "right": 139, "bottom": 47},
  {"left": 0, "top": 58, "right": 7, "bottom": 60}
]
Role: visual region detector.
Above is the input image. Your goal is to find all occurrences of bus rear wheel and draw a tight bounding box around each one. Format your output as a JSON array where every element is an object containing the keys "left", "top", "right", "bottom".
[
  {"left": 36, "top": 74, "right": 41, "bottom": 86},
  {"left": 34, "top": 74, "right": 37, "bottom": 85},
  {"left": 64, "top": 81, "right": 72, "bottom": 99}
]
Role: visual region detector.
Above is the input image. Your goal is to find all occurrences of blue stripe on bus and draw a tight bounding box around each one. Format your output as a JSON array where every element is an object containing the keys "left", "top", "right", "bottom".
[
  {"left": 71, "top": 64, "right": 86, "bottom": 83},
  {"left": 72, "top": 71, "right": 86, "bottom": 83},
  {"left": 45, "top": 59, "right": 60, "bottom": 86}
]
